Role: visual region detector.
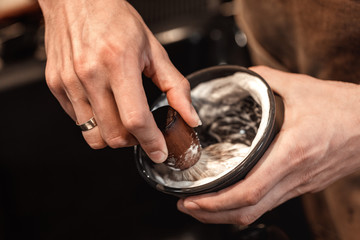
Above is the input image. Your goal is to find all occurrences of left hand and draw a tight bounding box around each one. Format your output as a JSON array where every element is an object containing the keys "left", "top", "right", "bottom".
[{"left": 177, "top": 66, "right": 360, "bottom": 225}]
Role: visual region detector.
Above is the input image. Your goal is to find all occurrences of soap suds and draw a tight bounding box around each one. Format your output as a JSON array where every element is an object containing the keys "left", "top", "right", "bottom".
[{"left": 146, "top": 72, "right": 270, "bottom": 188}]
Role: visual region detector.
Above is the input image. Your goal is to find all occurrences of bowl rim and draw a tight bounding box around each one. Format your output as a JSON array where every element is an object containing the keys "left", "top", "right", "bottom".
[{"left": 134, "top": 65, "right": 278, "bottom": 197}]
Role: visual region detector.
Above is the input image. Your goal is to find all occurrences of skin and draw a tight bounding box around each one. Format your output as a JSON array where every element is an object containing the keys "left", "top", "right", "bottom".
[
  {"left": 38, "top": 0, "right": 360, "bottom": 226},
  {"left": 38, "top": 0, "right": 201, "bottom": 163},
  {"left": 177, "top": 66, "right": 360, "bottom": 225}
]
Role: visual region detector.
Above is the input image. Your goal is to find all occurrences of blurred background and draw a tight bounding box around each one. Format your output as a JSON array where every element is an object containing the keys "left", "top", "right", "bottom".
[{"left": 0, "top": 0, "right": 312, "bottom": 239}]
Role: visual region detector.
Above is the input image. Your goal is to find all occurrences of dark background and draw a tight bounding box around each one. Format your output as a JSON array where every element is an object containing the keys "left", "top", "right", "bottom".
[{"left": 0, "top": 1, "right": 312, "bottom": 239}]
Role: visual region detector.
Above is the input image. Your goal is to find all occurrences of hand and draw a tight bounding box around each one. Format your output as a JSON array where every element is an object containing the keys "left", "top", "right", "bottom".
[
  {"left": 38, "top": 0, "right": 200, "bottom": 162},
  {"left": 177, "top": 66, "right": 360, "bottom": 225}
]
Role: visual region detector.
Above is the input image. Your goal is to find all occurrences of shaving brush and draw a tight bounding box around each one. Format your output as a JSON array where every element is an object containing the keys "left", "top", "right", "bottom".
[{"left": 152, "top": 106, "right": 202, "bottom": 170}]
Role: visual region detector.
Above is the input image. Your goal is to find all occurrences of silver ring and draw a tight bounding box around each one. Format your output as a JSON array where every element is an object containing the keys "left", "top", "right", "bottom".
[{"left": 76, "top": 116, "right": 97, "bottom": 131}]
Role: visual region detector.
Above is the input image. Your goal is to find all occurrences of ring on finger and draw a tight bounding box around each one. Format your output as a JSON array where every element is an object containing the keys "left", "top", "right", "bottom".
[{"left": 76, "top": 116, "right": 97, "bottom": 131}]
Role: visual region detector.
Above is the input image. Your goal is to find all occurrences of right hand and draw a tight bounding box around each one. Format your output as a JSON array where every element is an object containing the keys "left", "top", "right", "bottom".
[{"left": 38, "top": 0, "right": 201, "bottom": 162}]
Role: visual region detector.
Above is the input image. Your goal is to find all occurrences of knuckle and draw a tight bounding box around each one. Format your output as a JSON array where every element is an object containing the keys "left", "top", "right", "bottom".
[
  {"left": 61, "top": 72, "right": 77, "bottom": 88},
  {"left": 122, "top": 111, "right": 148, "bottom": 132},
  {"left": 244, "top": 188, "right": 263, "bottom": 206},
  {"left": 158, "top": 46, "right": 170, "bottom": 59},
  {"left": 105, "top": 135, "right": 131, "bottom": 148},
  {"left": 235, "top": 214, "right": 256, "bottom": 226},
  {"left": 87, "top": 139, "right": 107, "bottom": 150},
  {"left": 179, "top": 77, "right": 191, "bottom": 90},
  {"left": 196, "top": 216, "right": 210, "bottom": 224},
  {"left": 45, "top": 69, "right": 61, "bottom": 92},
  {"left": 201, "top": 199, "right": 223, "bottom": 212},
  {"left": 84, "top": 133, "right": 107, "bottom": 149},
  {"left": 73, "top": 57, "right": 97, "bottom": 83},
  {"left": 295, "top": 185, "right": 308, "bottom": 195},
  {"left": 101, "top": 42, "right": 123, "bottom": 59},
  {"left": 59, "top": 74, "right": 86, "bottom": 103},
  {"left": 97, "top": 43, "right": 119, "bottom": 64}
]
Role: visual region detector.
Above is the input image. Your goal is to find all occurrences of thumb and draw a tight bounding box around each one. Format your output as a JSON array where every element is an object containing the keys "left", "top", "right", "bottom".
[{"left": 249, "top": 65, "right": 293, "bottom": 99}]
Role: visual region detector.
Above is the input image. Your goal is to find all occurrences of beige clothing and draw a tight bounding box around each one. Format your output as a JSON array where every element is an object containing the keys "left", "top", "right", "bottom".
[{"left": 234, "top": 0, "right": 360, "bottom": 239}]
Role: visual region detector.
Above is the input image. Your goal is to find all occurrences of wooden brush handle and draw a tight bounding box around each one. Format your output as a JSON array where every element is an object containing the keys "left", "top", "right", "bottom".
[{"left": 152, "top": 106, "right": 201, "bottom": 170}]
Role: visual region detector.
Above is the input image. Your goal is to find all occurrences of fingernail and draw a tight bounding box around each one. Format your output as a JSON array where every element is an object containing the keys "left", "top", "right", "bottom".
[
  {"left": 177, "top": 199, "right": 186, "bottom": 212},
  {"left": 149, "top": 150, "right": 167, "bottom": 163},
  {"left": 190, "top": 106, "right": 202, "bottom": 127},
  {"left": 184, "top": 200, "right": 200, "bottom": 210}
]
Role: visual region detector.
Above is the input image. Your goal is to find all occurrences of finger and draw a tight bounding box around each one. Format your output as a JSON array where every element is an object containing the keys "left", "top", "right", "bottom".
[
  {"left": 48, "top": 32, "right": 107, "bottom": 150},
  {"left": 166, "top": 76, "right": 202, "bottom": 127},
  {"left": 45, "top": 69, "right": 76, "bottom": 120},
  {"left": 178, "top": 180, "right": 286, "bottom": 225},
  {"left": 45, "top": 42, "right": 77, "bottom": 121},
  {"left": 111, "top": 60, "right": 168, "bottom": 163},
  {"left": 56, "top": 93, "right": 76, "bottom": 120},
  {"left": 61, "top": 72, "right": 106, "bottom": 149},
  {"left": 72, "top": 95, "right": 106, "bottom": 149},
  {"left": 178, "top": 163, "right": 302, "bottom": 225},
  {"left": 178, "top": 200, "right": 249, "bottom": 225},
  {"left": 85, "top": 87, "right": 138, "bottom": 148},
  {"left": 178, "top": 146, "right": 334, "bottom": 225},
  {"left": 144, "top": 43, "right": 201, "bottom": 128},
  {"left": 182, "top": 135, "right": 290, "bottom": 212}
]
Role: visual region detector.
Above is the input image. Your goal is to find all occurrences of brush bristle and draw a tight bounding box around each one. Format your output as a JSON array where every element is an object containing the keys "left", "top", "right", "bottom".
[{"left": 166, "top": 143, "right": 248, "bottom": 181}]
